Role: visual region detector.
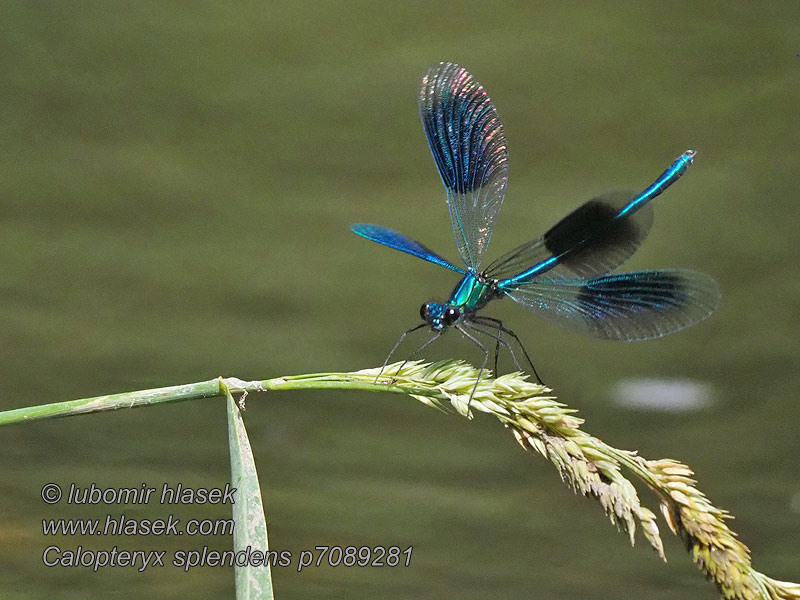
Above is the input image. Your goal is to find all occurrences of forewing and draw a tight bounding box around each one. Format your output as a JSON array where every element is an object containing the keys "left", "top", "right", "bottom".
[
  {"left": 420, "top": 62, "right": 508, "bottom": 270},
  {"left": 351, "top": 224, "right": 466, "bottom": 274},
  {"left": 490, "top": 151, "right": 696, "bottom": 285},
  {"left": 503, "top": 269, "right": 719, "bottom": 341},
  {"left": 486, "top": 191, "right": 652, "bottom": 282}
]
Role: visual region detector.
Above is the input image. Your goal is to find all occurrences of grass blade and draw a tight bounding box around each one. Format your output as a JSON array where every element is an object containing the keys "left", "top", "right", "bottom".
[{"left": 225, "top": 385, "right": 274, "bottom": 600}]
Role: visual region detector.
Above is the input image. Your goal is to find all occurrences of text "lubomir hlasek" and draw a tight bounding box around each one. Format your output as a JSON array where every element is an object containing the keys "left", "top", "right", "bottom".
[{"left": 65, "top": 483, "right": 236, "bottom": 505}]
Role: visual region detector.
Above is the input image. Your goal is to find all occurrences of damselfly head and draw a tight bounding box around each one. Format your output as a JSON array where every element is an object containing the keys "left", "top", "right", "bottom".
[{"left": 421, "top": 302, "right": 461, "bottom": 331}]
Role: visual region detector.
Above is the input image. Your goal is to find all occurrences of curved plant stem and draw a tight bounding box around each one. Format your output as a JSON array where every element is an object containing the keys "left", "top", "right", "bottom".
[{"left": 0, "top": 360, "right": 796, "bottom": 600}]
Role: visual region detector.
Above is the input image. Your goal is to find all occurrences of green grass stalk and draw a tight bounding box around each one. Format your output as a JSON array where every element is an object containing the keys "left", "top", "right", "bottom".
[{"left": 0, "top": 360, "right": 796, "bottom": 600}]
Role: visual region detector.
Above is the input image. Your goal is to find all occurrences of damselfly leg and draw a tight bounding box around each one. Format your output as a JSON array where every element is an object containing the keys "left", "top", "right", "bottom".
[
  {"left": 454, "top": 324, "right": 490, "bottom": 413},
  {"left": 374, "top": 323, "right": 428, "bottom": 382},
  {"left": 471, "top": 315, "right": 543, "bottom": 384},
  {"left": 461, "top": 320, "right": 522, "bottom": 375}
]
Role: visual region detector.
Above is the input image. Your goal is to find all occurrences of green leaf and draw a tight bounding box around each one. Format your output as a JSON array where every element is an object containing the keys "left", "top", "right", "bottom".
[{"left": 226, "top": 387, "right": 274, "bottom": 600}]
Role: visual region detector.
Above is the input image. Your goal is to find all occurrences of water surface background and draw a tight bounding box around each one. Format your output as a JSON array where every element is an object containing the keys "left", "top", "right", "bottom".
[{"left": 1, "top": 2, "right": 798, "bottom": 598}]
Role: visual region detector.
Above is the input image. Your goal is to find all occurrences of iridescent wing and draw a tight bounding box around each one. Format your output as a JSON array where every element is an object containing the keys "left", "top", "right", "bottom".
[
  {"left": 487, "top": 151, "right": 695, "bottom": 284},
  {"left": 351, "top": 224, "right": 467, "bottom": 274},
  {"left": 420, "top": 62, "right": 508, "bottom": 271},
  {"left": 502, "top": 269, "right": 719, "bottom": 341},
  {"left": 485, "top": 190, "right": 652, "bottom": 281}
]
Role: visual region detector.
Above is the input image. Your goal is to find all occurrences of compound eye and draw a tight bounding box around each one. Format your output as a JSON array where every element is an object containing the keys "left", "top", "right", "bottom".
[
  {"left": 420, "top": 302, "right": 432, "bottom": 322},
  {"left": 444, "top": 307, "right": 460, "bottom": 325}
]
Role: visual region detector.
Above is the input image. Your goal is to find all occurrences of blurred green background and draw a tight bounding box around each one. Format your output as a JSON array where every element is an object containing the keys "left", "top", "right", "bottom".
[{"left": 1, "top": 1, "right": 798, "bottom": 598}]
